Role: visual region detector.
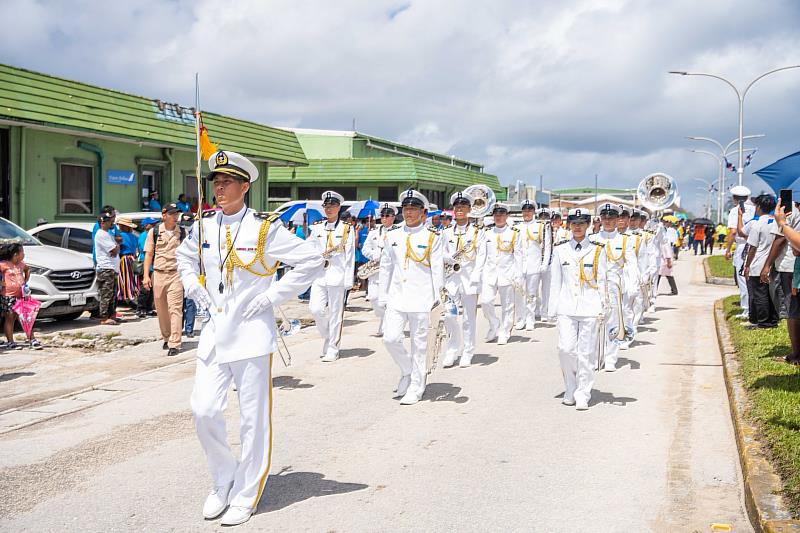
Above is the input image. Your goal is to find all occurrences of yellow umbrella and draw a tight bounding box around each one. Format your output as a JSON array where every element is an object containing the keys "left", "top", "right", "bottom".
[{"left": 662, "top": 215, "right": 679, "bottom": 223}]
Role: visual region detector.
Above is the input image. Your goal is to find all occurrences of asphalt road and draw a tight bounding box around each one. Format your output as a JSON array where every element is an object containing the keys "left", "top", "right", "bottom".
[{"left": 0, "top": 253, "right": 752, "bottom": 532}]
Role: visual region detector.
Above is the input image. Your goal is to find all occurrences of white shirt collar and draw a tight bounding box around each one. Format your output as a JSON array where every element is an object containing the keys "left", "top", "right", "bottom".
[
  {"left": 570, "top": 237, "right": 590, "bottom": 251},
  {"left": 220, "top": 205, "right": 248, "bottom": 224}
]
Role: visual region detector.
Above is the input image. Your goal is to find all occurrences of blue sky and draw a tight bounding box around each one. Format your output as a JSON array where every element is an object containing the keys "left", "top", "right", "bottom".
[{"left": 2, "top": 0, "right": 799, "bottom": 215}]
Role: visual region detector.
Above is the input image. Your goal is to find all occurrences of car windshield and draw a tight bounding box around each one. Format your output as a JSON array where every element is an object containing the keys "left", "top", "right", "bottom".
[{"left": 0, "top": 218, "right": 41, "bottom": 246}]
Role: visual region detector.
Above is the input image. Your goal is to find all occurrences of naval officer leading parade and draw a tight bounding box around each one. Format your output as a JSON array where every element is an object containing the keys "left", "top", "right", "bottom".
[{"left": 177, "top": 151, "right": 324, "bottom": 526}]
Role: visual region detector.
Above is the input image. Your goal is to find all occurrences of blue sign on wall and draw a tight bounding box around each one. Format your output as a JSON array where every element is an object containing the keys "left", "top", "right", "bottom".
[{"left": 107, "top": 169, "right": 136, "bottom": 185}]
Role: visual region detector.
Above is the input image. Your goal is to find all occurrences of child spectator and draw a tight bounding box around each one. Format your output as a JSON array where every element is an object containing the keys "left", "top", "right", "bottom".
[{"left": 0, "top": 243, "right": 39, "bottom": 349}]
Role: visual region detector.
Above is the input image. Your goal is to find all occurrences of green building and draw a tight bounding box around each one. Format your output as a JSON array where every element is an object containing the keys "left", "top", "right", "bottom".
[
  {"left": 267, "top": 129, "right": 504, "bottom": 210},
  {"left": 0, "top": 64, "right": 307, "bottom": 229}
]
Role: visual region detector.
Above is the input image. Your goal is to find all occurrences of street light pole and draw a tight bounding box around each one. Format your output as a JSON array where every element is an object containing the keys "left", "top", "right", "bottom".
[
  {"left": 695, "top": 178, "right": 716, "bottom": 219},
  {"left": 689, "top": 148, "right": 756, "bottom": 222},
  {"left": 687, "top": 134, "right": 764, "bottom": 223},
  {"left": 670, "top": 66, "right": 800, "bottom": 185}
]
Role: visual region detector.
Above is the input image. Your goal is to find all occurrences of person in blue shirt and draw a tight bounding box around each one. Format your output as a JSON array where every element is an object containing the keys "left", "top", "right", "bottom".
[
  {"left": 176, "top": 194, "right": 190, "bottom": 213},
  {"left": 115, "top": 217, "right": 140, "bottom": 305},
  {"left": 135, "top": 218, "right": 158, "bottom": 318},
  {"left": 148, "top": 191, "right": 162, "bottom": 212}
]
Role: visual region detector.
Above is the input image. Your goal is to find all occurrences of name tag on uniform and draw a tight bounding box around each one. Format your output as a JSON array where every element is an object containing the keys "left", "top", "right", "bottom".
[
  {"left": 391, "top": 242, "right": 398, "bottom": 246},
  {"left": 202, "top": 242, "right": 210, "bottom": 249},
  {"left": 335, "top": 235, "right": 342, "bottom": 239},
  {"left": 417, "top": 245, "right": 428, "bottom": 249},
  {"left": 561, "top": 261, "right": 569, "bottom": 266},
  {"left": 615, "top": 246, "right": 622, "bottom": 251},
  {"left": 583, "top": 263, "right": 593, "bottom": 267},
  {"left": 236, "top": 247, "right": 256, "bottom": 251}
]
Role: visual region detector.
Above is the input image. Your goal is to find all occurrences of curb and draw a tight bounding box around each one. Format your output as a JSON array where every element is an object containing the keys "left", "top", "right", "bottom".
[
  {"left": 705, "top": 256, "right": 736, "bottom": 286},
  {"left": 713, "top": 299, "right": 800, "bottom": 532}
]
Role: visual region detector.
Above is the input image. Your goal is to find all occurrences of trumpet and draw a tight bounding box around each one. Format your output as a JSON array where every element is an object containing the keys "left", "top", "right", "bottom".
[{"left": 357, "top": 258, "right": 380, "bottom": 279}]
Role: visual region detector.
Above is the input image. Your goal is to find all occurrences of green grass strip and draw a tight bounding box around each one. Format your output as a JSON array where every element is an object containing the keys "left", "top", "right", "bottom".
[
  {"left": 723, "top": 295, "right": 800, "bottom": 514},
  {"left": 708, "top": 255, "right": 734, "bottom": 278}
]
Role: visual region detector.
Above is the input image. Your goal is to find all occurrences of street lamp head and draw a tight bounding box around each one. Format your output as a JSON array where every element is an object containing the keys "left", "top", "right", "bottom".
[{"left": 669, "top": 71, "right": 688, "bottom": 75}]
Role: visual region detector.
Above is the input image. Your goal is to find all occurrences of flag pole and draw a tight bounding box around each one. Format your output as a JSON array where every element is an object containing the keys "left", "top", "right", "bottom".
[{"left": 194, "top": 73, "right": 206, "bottom": 287}]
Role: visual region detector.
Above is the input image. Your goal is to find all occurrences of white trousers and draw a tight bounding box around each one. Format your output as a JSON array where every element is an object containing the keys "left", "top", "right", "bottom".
[
  {"left": 481, "top": 283, "right": 515, "bottom": 338},
  {"left": 537, "top": 270, "right": 551, "bottom": 318},
  {"left": 649, "top": 272, "right": 658, "bottom": 306},
  {"left": 733, "top": 252, "right": 748, "bottom": 311},
  {"left": 367, "top": 278, "right": 385, "bottom": 333},
  {"left": 383, "top": 308, "right": 428, "bottom": 396},
  {"left": 191, "top": 351, "right": 273, "bottom": 510},
  {"left": 604, "top": 287, "right": 622, "bottom": 368},
  {"left": 557, "top": 316, "right": 598, "bottom": 405},
  {"left": 444, "top": 293, "right": 478, "bottom": 358},
  {"left": 623, "top": 291, "right": 636, "bottom": 338},
  {"left": 514, "top": 273, "right": 540, "bottom": 325},
  {"left": 309, "top": 284, "right": 347, "bottom": 357}
]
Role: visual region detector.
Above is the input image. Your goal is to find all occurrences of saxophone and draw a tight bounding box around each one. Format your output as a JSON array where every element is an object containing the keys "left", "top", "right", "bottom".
[
  {"left": 356, "top": 258, "right": 380, "bottom": 279},
  {"left": 444, "top": 247, "right": 468, "bottom": 276},
  {"left": 322, "top": 241, "right": 346, "bottom": 260}
]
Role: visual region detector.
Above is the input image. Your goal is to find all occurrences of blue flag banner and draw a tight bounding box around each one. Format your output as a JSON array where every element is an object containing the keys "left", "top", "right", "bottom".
[{"left": 754, "top": 151, "right": 800, "bottom": 194}]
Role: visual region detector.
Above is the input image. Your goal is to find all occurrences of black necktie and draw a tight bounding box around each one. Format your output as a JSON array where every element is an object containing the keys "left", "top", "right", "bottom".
[{"left": 576, "top": 243, "right": 582, "bottom": 251}]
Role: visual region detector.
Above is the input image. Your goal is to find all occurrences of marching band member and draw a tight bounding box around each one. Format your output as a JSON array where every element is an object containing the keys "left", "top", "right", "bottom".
[
  {"left": 514, "top": 199, "right": 552, "bottom": 331},
  {"left": 177, "top": 151, "right": 324, "bottom": 526},
  {"left": 379, "top": 190, "right": 444, "bottom": 405},
  {"left": 639, "top": 212, "right": 661, "bottom": 312},
  {"left": 628, "top": 209, "right": 652, "bottom": 327},
  {"left": 547, "top": 208, "right": 608, "bottom": 410},
  {"left": 536, "top": 207, "right": 554, "bottom": 323},
  {"left": 442, "top": 191, "right": 486, "bottom": 368},
  {"left": 592, "top": 204, "right": 638, "bottom": 371},
  {"left": 615, "top": 205, "right": 639, "bottom": 349},
  {"left": 552, "top": 211, "right": 571, "bottom": 242},
  {"left": 308, "top": 191, "right": 356, "bottom": 362},
  {"left": 480, "top": 202, "right": 523, "bottom": 345},
  {"left": 361, "top": 203, "right": 398, "bottom": 336}
]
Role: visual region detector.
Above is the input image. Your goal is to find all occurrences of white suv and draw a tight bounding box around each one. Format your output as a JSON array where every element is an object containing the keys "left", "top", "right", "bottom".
[{"left": 0, "top": 218, "right": 98, "bottom": 321}]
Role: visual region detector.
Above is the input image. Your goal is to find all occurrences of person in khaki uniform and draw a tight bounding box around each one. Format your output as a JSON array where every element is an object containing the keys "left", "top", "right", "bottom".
[{"left": 143, "top": 203, "right": 185, "bottom": 356}]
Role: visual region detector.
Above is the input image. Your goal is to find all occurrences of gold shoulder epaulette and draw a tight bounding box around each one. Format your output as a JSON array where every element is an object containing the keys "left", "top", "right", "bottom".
[
  {"left": 485, "top": 223, "right": 496, "bottom": 229},
  {"left": 511, "top": 226, "right": 520, "bottom": 232},
  {"left": 387, "top": 225, "right": 400, "bottom": 232},
  {"left": 311, "top": 219, "right": 325, "bottom": 225},
  {"left": 201, "top": 209, "right": 217, "bottom": 218},
  {"left": 554, "top": 239, "right": 569, "bottom": 246},
  {"left": 427, "top": 227, "right": 440, "bottom": 235},
  {"left": 253, "top": 211, "right": 279, "bottom": 222}
]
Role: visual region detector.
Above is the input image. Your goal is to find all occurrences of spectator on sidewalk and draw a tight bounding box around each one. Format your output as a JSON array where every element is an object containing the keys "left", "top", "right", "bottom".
[
  {"left": 692, "top": 224, "right": 705, "bottom": 255},
  {"left": 115, "top": 217, "right": 140, "bottom": 306},
  {"left": 176, "top": 193, "right": 191, "bottom": 213},
  {"left": 743, "top": 194, "right": 778, "bottom": 328},
  {"left": 135, "top": 218, "right": 158, "bottom": 318},
  {"left": 143, "top": 203, "right": 185, "bottom": 357},
  {"left": 0, "top": 243, "right": 40, "bottom": 349},
  {"left": 704, "top": 225, "right": 715, "bottom": 255},
  {"left": 94, "top": 212, "right": 121, "bottom": 325},
  {"left": 657, "top": 236, "right": 678, "bottom": 295}
]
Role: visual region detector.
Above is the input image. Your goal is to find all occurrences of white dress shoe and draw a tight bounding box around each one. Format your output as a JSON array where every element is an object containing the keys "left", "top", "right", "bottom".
[
  {"left": 442, "top": 352, "right": 458, "bottom": 368},
  {"left": 220, "top": 505, "right": 253, "bottom": 526},
  {"left": 525, "top": 320, "right": 535, "bottom": 331},
  {"left": 459, "top": 354, "right": 473, "bottom": 368},
  {"left": 514, "top": 321, "right": 525, "bottom": 330},
  {"left": 203, "top": 482, "right": 233, "bottom": 519},
  {"left": 484, "top": 328, "right": 497, "bottom": 342},
  {"left": 393, "top": 375, "right": 411, "bottom": 398},
  {"left": 497, "top": 335, "right": 508, "bottom": 345},
  {"left": 576, "top": 401, "right": 589, "bottom": 411},
  {"left": 399, "top": 389, "right": 421, "bottom": 405},
  {"left": 321, "top": 352, "right": 339, "bottom": 363},
  {"left": 604, "top": 364, "right": 616, "bottom": 372},
  {"left": 562, "top": 397, "right": 576, "bottom": 406}
]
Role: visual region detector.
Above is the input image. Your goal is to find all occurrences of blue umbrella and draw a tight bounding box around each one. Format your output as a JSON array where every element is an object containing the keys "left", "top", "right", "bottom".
[
  {"left": 279, "top": 202, "right": 324, "bottom": 224},
  {"left": 348, "top": 199, "right": 381, "bottom": 219},
  {"left": 754, "top": 150, "right": 800, "bottom": 194}
]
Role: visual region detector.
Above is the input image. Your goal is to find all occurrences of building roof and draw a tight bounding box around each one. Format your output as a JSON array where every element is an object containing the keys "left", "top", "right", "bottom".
[
  {"left": 269, "top": 157, "right": 503, "bottom": 193},
  {"left": 0, "top": 63, "right": 307, "bottom": 166}
]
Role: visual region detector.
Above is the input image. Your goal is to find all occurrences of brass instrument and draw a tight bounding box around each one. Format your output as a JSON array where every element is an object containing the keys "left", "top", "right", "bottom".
[
  {"left": 426, "top": 288, "right": 451, "bottom": 375},
  {"left": 607, "top": 274, "right": 634, "bottom": 345},
  {"left": 510, "top": 278, "right": 534, "bottom": 305},
  {"left": 637, "top": 172, "right": 678, "bottom": 212},
  {"left": 464, "top": 184, "right": 496, "bottom": 219},
  {"left": 444, "top": 246, "right": 469, "bottom": 276},
  {"left": 357, "top": 258, "right": 380, "bottom": 279},
  {"left": 322, "top": 241, "right": 346, "bottom": 260}
]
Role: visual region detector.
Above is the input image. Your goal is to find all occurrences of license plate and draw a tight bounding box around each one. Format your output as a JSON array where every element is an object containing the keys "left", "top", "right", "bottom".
[{"left": 70, "top": 293, "right": 86, "bottom": 306}]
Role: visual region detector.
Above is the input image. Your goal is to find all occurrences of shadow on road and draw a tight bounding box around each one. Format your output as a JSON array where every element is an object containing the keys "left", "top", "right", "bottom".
[
  {"left": 471, "top": 354, "right": 498, "bottom": 367},
  {"left": 272, "top": 376, "right": 314, "bottom": 390},
  {"left": 640, "top": 316, "right": 659, "bottom": 325},
  {"left": 637, "top": 326, "right": 656, "bottom": 333},
  {"left": 256, "top": 469, "right": 368, "bottom": 514},
  {"left": 421, "top": 382, "right": 468, "bottom": 404},
  {"left": 630, "top": 339, "right": 653, "bottom": 347},
  {"left": 342, "top": 319, "right": 366, "bottom": 327},
  {"left": 616, "top": 357, "right": 640, "bottom": 370},
  {"left": 654, "top": 306, "right": 676, "bottom": 312},
  {"left": 0, "top": 371, "right": 35, "bottom": 382},
  {"left": 589, "top": 390, "right": 637, "bottom": 407},
  {"left": 508, "top": 335, "right": 531, "bottom": 343},
  {"left": 339, "top": 348, "right": 375, "bottom": 359}
]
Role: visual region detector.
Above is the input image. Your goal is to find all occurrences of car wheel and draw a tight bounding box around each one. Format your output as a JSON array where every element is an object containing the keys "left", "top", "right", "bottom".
[{"left": 53, "top": 311, "right": 85, "bottom": 322}]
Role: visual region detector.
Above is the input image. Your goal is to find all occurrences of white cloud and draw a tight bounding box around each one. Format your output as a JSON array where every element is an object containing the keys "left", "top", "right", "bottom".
[{"left": 1, "top": 0, "right": 799, "bottom": 215}]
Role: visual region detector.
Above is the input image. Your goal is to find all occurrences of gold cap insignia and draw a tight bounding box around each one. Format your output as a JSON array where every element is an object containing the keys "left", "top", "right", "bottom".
[{"left": 215, "top": 151, "right": 228, "bottom": 166}]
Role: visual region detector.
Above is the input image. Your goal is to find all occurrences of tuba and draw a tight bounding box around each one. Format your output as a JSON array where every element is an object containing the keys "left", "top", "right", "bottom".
[
  {"left": 637, "top": 173, "right": 678, "bottom": 212},
  {"left": 464, "top": 184, "right": 496, "bottom": 219}
]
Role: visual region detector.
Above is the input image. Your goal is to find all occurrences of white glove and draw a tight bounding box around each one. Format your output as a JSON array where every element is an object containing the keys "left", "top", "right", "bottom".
[
  {"left": 242, "top": 292, "right": 273, "bottom": 320},
  {"left": 186, "top": 282, "right": 213, "bottom": 312}
]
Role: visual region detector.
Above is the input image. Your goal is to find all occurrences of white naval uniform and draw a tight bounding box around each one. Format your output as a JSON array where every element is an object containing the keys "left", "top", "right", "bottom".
[
  {"left": 592, "top": 230, "right": 638, "bottom": 370},
  {"left": 642, "top": 229, "right": 660, "bottom": 311},
  {"left": 547, "top": 237, "right": 608, "bottom": 406},
  {"left": 648, "top": 223, "right": 665, "bottom": 308},
  {"left": 537, "top": 222, "right": 555, "bottom": 321},
  {"left": 176, "top": 206, "right": 324, "bottom": 511},
  {"left": 514, "top": 220, "right": 552, "bottom": 329},
  {"left": 308, "top": 219, "right": 356, "bottom": 359},
  {"left": 442, "top": 222, "right": 486, "bottom": 366},
  {"left": 628, "top": 230, "right": 651, "bottom": 327},
  {"left": 480, "top": 224, "right": 523, "bottom": 341},
  {"left": 727, "top": 203, "right": 756, "bottom": 312},
  {"left": 379, "top": 223, "right": 444, "bottom": 400},
  {"left": 362, "top": 224, "right": 395, "bottom": 334}
]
